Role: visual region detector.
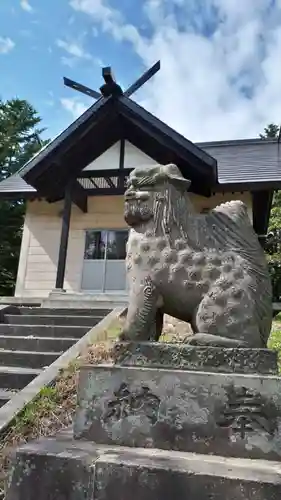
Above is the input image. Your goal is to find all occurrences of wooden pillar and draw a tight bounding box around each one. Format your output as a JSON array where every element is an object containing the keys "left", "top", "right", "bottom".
[
  {"left": 118, "top": 138, "right": 125, "bottom": 189},
  {"left": 258, "top": 235, "right": 267, "bottom": 249},
  {"left": 55, "top": 182, "right": 72, "bottom": 290}
]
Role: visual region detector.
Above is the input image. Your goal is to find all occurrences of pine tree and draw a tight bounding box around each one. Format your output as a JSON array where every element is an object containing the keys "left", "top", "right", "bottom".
[
  {"left": 0, "top": 99, "right": 48, "bottom": 295},
  {"left": 259, "top": 123, "right": 280, "bottom": 139}
]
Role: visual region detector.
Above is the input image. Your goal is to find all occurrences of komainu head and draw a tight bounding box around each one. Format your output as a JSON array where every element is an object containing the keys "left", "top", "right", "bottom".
[{"left": 124, "top": 163, "right": 191, "bottom": 228}]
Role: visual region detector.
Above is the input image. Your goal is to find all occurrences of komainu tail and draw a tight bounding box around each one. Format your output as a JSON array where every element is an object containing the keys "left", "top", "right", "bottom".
[{"left": 207, "top": 201, "right": 272, "bottom": 346}]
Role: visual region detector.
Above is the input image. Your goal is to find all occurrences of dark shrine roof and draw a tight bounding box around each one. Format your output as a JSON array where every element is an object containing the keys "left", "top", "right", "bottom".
[
  {"left": 199, "top": 138, "right": 281, "bottom": 188},
  {"left": 1, "top": 94, "right": 281, "bottom": 198}
]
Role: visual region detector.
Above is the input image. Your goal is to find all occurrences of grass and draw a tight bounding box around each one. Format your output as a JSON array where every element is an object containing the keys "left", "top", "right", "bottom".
[
  {"left": 268, "top": 316, "right": 281, "bottom": 369},
  {"left": 1, "top": 317, "right": 281, "bottom": 498}
]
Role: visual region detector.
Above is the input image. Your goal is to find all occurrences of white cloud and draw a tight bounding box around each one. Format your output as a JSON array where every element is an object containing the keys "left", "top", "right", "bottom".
[
  {"left": 56, "top": 38, "right": 92, "bottom": 68},
  {"left": 70, "top": 0, "right": 281, "bottom": 142},
  {"left": 60, "top": 97, "right": 88, "bottom": 118},
  {"left": 56, "top": 38, "right": 92, "bottom": 59},
  {"left": 0, "top": 37, "right": 15, "bottom": 54},
  {"left": 20, "top": 0, "right": 33, "bottom": 12},
  {"left": 70, "top": 0, "right": 119, "bottom": 25}
]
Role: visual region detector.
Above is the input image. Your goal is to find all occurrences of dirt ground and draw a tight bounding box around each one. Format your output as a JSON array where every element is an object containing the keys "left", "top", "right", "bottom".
[{"left": 162, "top": 315, "right": 193, "bottom": 342}]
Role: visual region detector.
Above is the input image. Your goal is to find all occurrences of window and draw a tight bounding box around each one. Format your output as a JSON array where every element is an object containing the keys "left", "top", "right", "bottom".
[
  {"left": 106, "top": 231, "right": 128, "bottom": 260},
  {"left": 84, "top": 230, "right": 128, "bottom": 260},
  {"left": 84, "top": 230, "right": 107, "bottom": 260}
]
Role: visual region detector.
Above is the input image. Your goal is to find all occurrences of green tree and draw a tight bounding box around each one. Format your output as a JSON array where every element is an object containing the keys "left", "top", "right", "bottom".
[
  {"left": 258, "top": 123, "right": 281, "bottom": 232},
  {"left": 0, "top": 99, "right": 47, "bottom": 295},
  {"left": 268, "top": 192, "right": 281, "bottom": 232},
  {"left": 260, "top": 123, "right": 280, "bottom": 139},
  {"left": 260, "top": 123, "right": 281, "bottom": 300}
]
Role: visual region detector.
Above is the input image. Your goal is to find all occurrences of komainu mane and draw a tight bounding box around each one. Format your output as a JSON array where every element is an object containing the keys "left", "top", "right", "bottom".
[{"left": 121, "top": 163, "right": 272, "bottom": 348}]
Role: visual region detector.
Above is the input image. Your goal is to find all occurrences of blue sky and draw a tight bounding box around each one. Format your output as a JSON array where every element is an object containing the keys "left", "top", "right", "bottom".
[
  {"left": 0, "top": 0, "right": 148, "bottom": 139},
  {"left": 1, "top": 0, "right": 281, "bottom": 142}
]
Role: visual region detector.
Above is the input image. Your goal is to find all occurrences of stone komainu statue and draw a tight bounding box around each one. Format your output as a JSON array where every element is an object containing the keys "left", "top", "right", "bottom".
[{"left": 121, "top": 163, "right": 272, "bottom": 348}]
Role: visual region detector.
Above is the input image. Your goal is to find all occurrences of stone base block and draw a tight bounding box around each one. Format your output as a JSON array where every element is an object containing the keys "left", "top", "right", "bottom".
[
  {"left": 6, "top": 435, "right": 281, "bottom": 500},
  {"left": 75, "top": 365, "right": 281, "bottom": 460},
  {"left": 112, "top": 342, "right": 278, "bottom": 374},
  {"left": 6, "top": 437, "right": 97, "bottom": 500},
  {"left": 95, "top": 448, "right": 281, "bottom": 500}
]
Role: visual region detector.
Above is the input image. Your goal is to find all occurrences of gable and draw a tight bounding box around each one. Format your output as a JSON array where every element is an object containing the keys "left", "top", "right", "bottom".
[
  {"left": 83, "top": 142, "right": 121, "bottom": 171},
  {"left": 82, "top": 140, "right": 157, "bottom": 173},
  {"left": 16, "top": 95, "right": 216, "bottom": 197},
  {"left": 124, "top": 141, "right": 157, "bottom": 169}
]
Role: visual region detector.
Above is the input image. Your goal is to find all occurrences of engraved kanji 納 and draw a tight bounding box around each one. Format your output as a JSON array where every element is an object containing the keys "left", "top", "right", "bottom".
[{"left": 102, "top": 382, "right": 160, "bottom": 424}]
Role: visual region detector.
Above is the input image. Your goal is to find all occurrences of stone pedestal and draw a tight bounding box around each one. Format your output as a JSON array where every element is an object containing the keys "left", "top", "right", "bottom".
[
  {"left": 111, "top": 342, "right": 278, "bottom": 374},
  {"left": 74, "top": 364, "right": 281, "bottom": 460},
  {"left": 6, "top": 343, "right": 281, "bottom": 500}
]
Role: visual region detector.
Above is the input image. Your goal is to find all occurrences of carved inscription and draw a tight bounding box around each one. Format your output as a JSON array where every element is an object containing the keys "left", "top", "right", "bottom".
[
  {"left": 217, "top": 386, "right": 275, "bottom": 439},
  {"left": 102, "top": 382, "right": 160, "bottom": 425}
]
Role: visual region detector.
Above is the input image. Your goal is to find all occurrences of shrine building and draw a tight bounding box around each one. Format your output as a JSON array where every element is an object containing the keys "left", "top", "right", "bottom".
[{"left": 0, "top": 63, "right": 280, "bottom": 301}]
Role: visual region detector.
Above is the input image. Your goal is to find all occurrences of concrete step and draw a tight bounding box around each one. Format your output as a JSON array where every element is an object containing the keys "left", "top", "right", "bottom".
[
  {"left": 43, "top": 297, "right": 127, "bottom": 310},
  {"left": 17, "top": 307, "right": 111, "bottom": 317},
  {"left": 92, "top": 447, "right": 281, "bottom": 499},
  {"left": 0, "top": 349, "right": 61, "bottom": 369},
  {"left": 0, "top": 389, "right": 17, "bottom": 408},
  {"left": 0, "top": 297, "right": 42, "bottom": 306},
  {"left": 43, "top": 292, "right": 128, "bottom": 308},
  {"left": 0, "top": 335, "right": 77, "bottom": 352},
  {"left": 6, "top": 437, "right": 281, "bottom": 500},
  {"left": 4, "top": 314, "right": 103, "bottom": 327},
  {"left": 0, "top": 324, "right": 89, "bottom": 338},
  {"left": 0, "top": 366, "right": 41, "bottom": 390}
]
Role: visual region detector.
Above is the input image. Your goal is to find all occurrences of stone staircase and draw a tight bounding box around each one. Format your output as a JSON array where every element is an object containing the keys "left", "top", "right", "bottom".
[{"left": 0, "top": 307, "right": 110, "bottom": 410}]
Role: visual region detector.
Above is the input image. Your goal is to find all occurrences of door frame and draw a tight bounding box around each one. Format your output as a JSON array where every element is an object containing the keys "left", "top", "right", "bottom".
[{"left": 80, "top": 228, "right": 128, "bottom": 293}]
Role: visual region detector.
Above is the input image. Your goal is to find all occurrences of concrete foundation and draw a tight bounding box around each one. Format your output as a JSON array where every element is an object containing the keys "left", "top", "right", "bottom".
[{"left": 6, "top": 435, "right": 281, "bottom": 500}]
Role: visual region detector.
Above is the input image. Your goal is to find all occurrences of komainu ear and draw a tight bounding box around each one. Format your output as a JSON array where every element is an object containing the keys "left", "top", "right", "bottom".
[{"left": 161, "top": 164, "right": 191, "bottom": 191}]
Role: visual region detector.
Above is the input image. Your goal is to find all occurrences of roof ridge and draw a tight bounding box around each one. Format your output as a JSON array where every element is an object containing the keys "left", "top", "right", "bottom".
[{"left": 197, "top": 138, "right": 278, "bottom": 147}]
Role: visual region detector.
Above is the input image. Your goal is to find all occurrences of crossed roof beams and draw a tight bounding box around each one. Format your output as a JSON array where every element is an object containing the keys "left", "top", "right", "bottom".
[{"left": 63, "top": 61, "right": 160, "bottom": 101}]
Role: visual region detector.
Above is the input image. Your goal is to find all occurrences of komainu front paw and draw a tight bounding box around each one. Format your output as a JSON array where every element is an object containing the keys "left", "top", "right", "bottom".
[
  {"left": 184, "top": 333, "right": 247, "bottom": 347},
  {"left": 117, "top": 328, "right": 145, "bottom": 342},
  {"left": 184, "top": 334, "right": 200, "bottom": 345},
  {"left": 117, "top": 328, "right": 129, "bottom": 342},
  {"left": 117, "top": 326, "right": 154, "bottom": 342}
]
